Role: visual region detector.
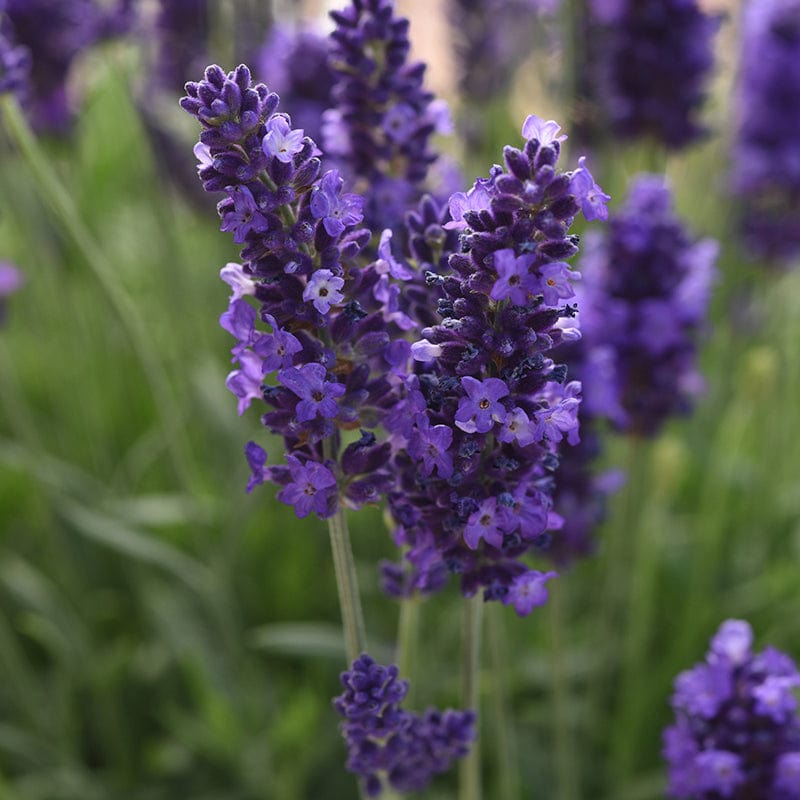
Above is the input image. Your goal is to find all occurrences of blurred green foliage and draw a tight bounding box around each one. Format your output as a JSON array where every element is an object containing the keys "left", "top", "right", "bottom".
[{"left": 1, "top": 35, "right": 799, "bottom": 800}]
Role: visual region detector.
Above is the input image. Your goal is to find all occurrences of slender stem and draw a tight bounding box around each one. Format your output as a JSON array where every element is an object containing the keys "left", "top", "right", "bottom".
[
  {"left": 326, "top": 505, "right": 368, "bottom": 666},
  {"left": 0, "top": 96, "right": 193, "bottom": 489},
  {"left": 487, "top": 603, "right": 519, "bottom": 800},
  {"left": 550, "top": 585, "right": 579, "bottom": 800},
  {"left": 459, "top": 594, "right": 483, "bottom": 800},
  {"left": 396, "top": 593, "right": 420, "bottom": 707}
]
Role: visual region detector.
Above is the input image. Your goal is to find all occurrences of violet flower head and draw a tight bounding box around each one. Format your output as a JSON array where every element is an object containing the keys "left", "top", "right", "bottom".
[
  {"left": 334, "top": 654, "right": 476, "bottom": 797},
  {"left": 663, "top": 619, "right": 800, "bottom": 799},
  {"left": 326, "top": 0, "right": 450, "bottom": 230},
  {"left": 584, "top": 0, "right": 720, "bottom": 149},
  {"left": 732, "top": 0, "right": 800, "bottom": 263},
  {"left": 578, "top": 174, "right": 718, "bottom": 437},
  {"left": 182, "top": 64, "right": 406, "bottom": 519},
  {"left": 2, "top": 0, "right": 131, "bottom": 132},
  {"left": 382, "top": 113, "right": 609, "bottom": 609}
]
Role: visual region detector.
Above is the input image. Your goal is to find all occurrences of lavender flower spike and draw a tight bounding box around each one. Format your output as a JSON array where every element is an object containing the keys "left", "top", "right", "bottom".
[
  {"left": 182, "top": 64, "right": 404, "bottom": 518},
  {"left": 382, "top": 113, "right": 608, "bottom": 607},
  {"left": 578, "top": 175, "right": 718, "bottom": 437},
  {"left": 326, "top": 0, "right": 450, "bottom": 230},
  {"left": 663, "top": 620, "right": 800, "bottom": 798},
  {"left": 334, "top": 654, "right": 476, "bottom": 797},
  {"left": 732, "top": 0, "right": 800, "bottom": 263},
  {"left": 584, "top": 0, "right": 720, "bottom": 149}
]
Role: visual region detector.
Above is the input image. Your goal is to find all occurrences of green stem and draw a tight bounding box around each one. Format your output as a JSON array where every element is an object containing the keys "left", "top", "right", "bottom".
[
  {"left": 0, "top": 96, "right": 193, "bottom": 489},
  {"left": 487, "top": 603, "right": 519, "bottom": 800},
  {"left": 550, "top": 585, "right": 578, "bottom": 800},
  {"left": 459, "top": 594, "right": 483, "bottom": 800},
  {"left": 396, "top": 593, "right": 420, "bottom": 707},
  {"left": 326, "top": 505, "right": 367, "bottom": 666}
]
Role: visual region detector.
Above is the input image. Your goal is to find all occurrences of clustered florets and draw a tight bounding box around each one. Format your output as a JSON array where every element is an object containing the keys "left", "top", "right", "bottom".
[
  {"left": 664, "top": 620, "right": 800, "bottom": 798},
  {"left": 333, "top": 654, "right": 476, "bottom": 797},
  {"left": 585, "top": 0, "right": 720, "bottom": 149},
  {"left": 380, "top": 114, "right": 608, "bottom": 607},
  {"left": 324, "top": 0, "right": 452, "bottom": 230},
  {"left": 732, "top": 0, "right": 800, "bottom": 263},
  {"left": 576, "top": 175, "right": 717, "bottom": 437}
]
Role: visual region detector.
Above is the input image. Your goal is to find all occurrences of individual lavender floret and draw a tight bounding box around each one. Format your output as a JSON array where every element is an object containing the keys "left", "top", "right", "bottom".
[
  {"left": 663, "top": 619, "right": 800, "bottom": 799},
  {"left": 334, "top": 654, "right": 476, "bottom": 797},
  {"left": 585, "top": 0, "right": 720, "bottom": 149},
  {"left": 578, "top": 174, "right": 717, "bottom": 437},
  {"left": 182, "top": 64, "right": 406, "bottom": 519},
  {"left": 732, "top": 0, "right": 800, "bottom": 263},
  {"left": 381, "top": 115, "right": 609, "bottom": 608},
  {"left": 1, "top": 0, "right": 132, "bottom": 132},
  {"left": 255, "top": 24, "right": 334, "bottom": 144},
  {"left": 325, "top": 0, "right": 452, "bottom": 230}
]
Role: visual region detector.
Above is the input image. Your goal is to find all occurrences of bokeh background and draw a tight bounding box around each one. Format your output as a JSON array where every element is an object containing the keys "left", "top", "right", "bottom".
[{"left": 1, "top": 0, "right": 799, "bottom": 798}]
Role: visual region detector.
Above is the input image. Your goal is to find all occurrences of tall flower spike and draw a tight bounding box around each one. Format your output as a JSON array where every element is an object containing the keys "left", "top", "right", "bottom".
[
  {"left": 325, "top": 0, "right": 451, "bottom": 230},
  {"left": 182, "top": 65, "right": 414, "bottom": 519},
  {"left": 381, "top": 114, "right": 609, "bottom": 610},
  {"left": 583, "top": 0, "right": 720, "bottom": 149},
  {"left": 334, "top": 654, "right": 476, "bottom": 797},
  {"left": 663, "top": 620, "right": 800, "bottom": 799},
  {"left": 578, "top": 175, "right": 718, "bottom": 437},
  {"left": 732, "top": 0, "right": 800, "bottom": 263}
]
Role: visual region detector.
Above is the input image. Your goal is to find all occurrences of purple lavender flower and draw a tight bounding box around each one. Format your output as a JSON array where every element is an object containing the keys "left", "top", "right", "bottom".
[
  {"left": 2, "top": 0, "right": 131, "bottom": 132},
  {"left": 277, "top": 455, "right": 338, "bottom": 519},
  {"left": 262, "top": 115, "right": 306, "bottom": 164},
  {"left": 326, "top": 0, "right": 450, "bottom": 230},
  {"left": 182, "top": 64, "right": 406, "bottom": 518},
  {"left": 732, "top": 0, "right": 800, "bottom": 263},
  {"left": 334, "top": 654, "right": 476, "bottom": 797},
  {"left": 382, "top": 113, "right": 608, "bottom": 608},
  {"left": 454, "top": 377, "right": 510, "bottom": 434},
  {"left": 278, "top": 363, "right": 345, "bottom": 423},
  {"left": 578, "top": 174, "right": 718, "bottom": 437},
  {"left": 502, "top": 569, "right": 557, "bottom": 616},
  {"left": 309, "top": 170, "right": 365, "bottom": 238},
  {"left": 582, "top": 0, "right": 720, "bottom": 149},
  {"left": 663, "top": 619, "right": 800, "bottom": 799}
]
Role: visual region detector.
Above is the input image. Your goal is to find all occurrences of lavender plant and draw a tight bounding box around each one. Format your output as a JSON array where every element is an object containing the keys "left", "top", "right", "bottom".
[
  {"left": 323, "top": 0, "right": 452, "bottom": 231},
  {"left": 381, "top": 118, "right": 608, "bottom": 606},
  {"left": 334, "top": 654, "right": 476, "bottom": 796},
  {"left": 732, "top": 0, "right": 800, "bottom": 264},
  {"left": 582, "top": 0, "right": 720, "bottom": 149},
  {"left": 664, "top": 620, "right": 800, "bottom": 798},
  {"left": 180, "top": 0, "right": 611, "bottom": 790},
  {"left": 578, "top": 175, "right": 717, "bottom": 437}
]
